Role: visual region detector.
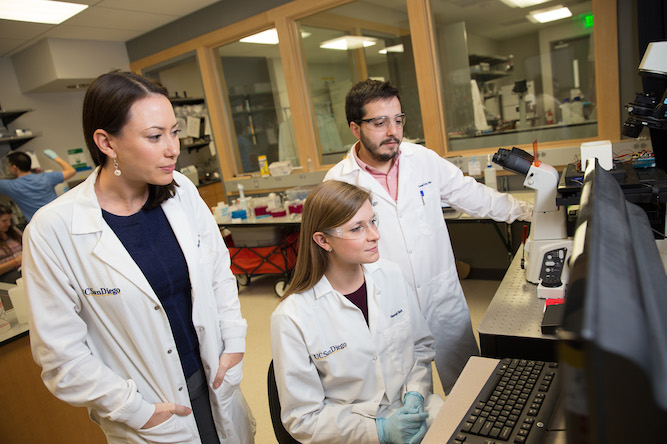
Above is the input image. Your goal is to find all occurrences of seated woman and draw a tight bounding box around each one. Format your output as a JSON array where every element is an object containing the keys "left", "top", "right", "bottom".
[
  {"left": 0, "top": 204, "right": 22, "bottom": 284},
  {"left": 271, "top": 180, "right": 444, "bottom": 444}
]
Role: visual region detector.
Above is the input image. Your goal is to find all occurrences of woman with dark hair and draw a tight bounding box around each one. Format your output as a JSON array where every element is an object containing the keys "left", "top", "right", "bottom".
[
  {"left": 271, "top": 180, "right": 444, "bottom": 444},
  {"left": 22, "top": 70, "right": 255, "bottom": 444},
  {"left": 0, "top": 204, "right": 22, "bottom": 283}
]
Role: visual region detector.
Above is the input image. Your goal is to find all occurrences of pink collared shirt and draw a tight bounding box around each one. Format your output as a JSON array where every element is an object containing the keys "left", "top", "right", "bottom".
[{"left": 352, "top": 141, "right": 400, "bottom": 201}]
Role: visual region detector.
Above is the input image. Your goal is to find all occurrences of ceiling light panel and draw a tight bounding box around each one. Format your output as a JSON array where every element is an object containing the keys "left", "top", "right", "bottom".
[
  {"left": 499, "top": 0, "right": 550, "bottom": 7},
  {"left": 379, "top": 44, "right": 404, "bottom": 54},
  {"left": 0, "top": 0, "right": 88, "bottom": 25},
  {"left": 320, "top": 36, "right": 377, "bottom": 51},
  {"left": 527, "top": 5, "right": 572, "bottom": 23}
]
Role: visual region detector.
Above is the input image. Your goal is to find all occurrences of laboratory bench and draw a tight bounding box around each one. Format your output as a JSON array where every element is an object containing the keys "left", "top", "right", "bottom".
[
  {"left": 0, "top": 309, "right": 105, "bottom": 443},
  {"left": 445, "top": 190, "right": 534, "bottom": 279},
  {"left": 477, "top": 245, "right": 560, "bottom": 362}
]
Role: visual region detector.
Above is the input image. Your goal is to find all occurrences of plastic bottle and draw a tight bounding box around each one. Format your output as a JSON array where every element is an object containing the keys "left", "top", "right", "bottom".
[
  {"left": 258, "top": 155, "right": 270, "bottom": 177},
  {"left": 237, "top": 183, "right": 249, "bottom": 215},
  {"left": 484, "top": 154, "right": 497, "bottom": 190}
]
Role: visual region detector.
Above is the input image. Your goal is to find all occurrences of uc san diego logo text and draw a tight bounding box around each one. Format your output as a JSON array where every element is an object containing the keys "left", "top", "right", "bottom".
[
  {"left": 312, "top": 342, "right": 347, "bottom": 360},
  {"left": 84, "top": 287, "right": 121, "bottom": 296}
]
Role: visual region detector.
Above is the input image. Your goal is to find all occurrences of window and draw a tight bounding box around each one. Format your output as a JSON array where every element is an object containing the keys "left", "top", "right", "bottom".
[
  {"left": 216, "top": 32, "right": 296, "bottom": 173},
  {"left": 297, "top": 0, "right": 424, "bottom": 165},
  {"left": 430, "top": 0, "right": 596, "bottom": 151}
]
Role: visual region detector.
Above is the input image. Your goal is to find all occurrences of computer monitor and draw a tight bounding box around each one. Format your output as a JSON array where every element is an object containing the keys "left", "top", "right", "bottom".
[{"left": 558, "top": 159, "right": 667, "bottom": 443}]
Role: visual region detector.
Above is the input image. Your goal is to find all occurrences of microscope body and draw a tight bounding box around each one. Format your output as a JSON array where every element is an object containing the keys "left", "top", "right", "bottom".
[{"left": 522, "top": 162, "right": 572, "bottom": 290}]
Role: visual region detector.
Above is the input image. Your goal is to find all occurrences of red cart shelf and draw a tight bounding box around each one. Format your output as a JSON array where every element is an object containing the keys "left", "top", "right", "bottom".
[{"left": 225, "top": 228, "right": 299, "bottom": 296}]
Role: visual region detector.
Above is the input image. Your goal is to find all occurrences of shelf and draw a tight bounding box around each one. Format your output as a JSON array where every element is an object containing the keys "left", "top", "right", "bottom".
[
  {"left": 1, "top": 108, "right": 39, "bottom": 150},
  {"left": 229, "top": 91, "right": 273, "bottom": 100},
  {"left": 0, "top": 109, "right": 35, "bottom": 127},
  {"left": 469, "top": 54, "right": 512, "bottom": 84},
  {"left": 0, "top": 131, "right": 42, "bottom": 150},
  {"left": 469, "top": 54, "right": 509, "bottom": 66},
  {"left": 471, "top": 71, "right": 511, "bottom": 82},
  {"left": 181, "top": 135, "right": 211, "bottom": 153}
]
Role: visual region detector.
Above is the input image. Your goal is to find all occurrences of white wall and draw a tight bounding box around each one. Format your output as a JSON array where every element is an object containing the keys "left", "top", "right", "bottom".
[{"left": 0, "top": 56, "right": 92, "bottom": 170}]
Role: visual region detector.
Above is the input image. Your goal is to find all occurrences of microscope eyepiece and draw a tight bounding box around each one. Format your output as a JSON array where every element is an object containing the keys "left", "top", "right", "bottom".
[{"left": 493, "top": 147, "right": 534, "bottom": 176}]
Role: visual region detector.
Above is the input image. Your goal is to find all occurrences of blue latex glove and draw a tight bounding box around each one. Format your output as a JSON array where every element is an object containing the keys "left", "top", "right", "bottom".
[
  {"left": 376, "top": 408, "right": 429, "bottom": 444},
  {"left": 43, "top": 149, "right": 58, "bottom": 160},
  {"left": 408, "top": 422, "right": 427, "bottom": 444},
  {"left": 403, "top": 391, "right": 425, "bottom": 413}
]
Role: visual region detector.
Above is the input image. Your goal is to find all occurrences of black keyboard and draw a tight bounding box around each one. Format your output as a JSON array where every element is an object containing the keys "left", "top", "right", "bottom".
[{"left": 447, "top": 358, "right": 560, "bottom": 444}]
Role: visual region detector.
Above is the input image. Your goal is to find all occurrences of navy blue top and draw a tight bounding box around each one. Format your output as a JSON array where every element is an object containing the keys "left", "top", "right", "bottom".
[{"left": 103, "top": 205, "right": 203, "bottom": 378}]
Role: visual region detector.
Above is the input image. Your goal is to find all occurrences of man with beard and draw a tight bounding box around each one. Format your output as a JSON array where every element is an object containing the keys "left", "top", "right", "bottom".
[{"left": 325, "top": 79, "right": 533, "bottom": 394}]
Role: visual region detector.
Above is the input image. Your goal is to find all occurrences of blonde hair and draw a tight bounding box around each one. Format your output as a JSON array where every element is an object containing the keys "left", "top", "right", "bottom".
[{"left": 283, "top": 181, "right": 371, "bottom": 298}]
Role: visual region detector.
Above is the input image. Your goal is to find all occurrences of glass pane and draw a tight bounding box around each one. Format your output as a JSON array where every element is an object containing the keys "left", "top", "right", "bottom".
[
  {"left": 217, "top": 32, "right": 295, "bottom": 174},
  {"left": 298, "top": 0, "right": 423, "bottom": 165},
  {"left": 430, "top": 0, "right": 596, "bottom": 151},
  {"left": 143, "top": 53, "right": 222, "bottom": 183}
]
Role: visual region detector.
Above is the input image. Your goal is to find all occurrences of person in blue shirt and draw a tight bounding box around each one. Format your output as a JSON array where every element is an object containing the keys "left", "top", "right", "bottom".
[{"left": 0, "top": 150, "right": 76, "bottom": 223}]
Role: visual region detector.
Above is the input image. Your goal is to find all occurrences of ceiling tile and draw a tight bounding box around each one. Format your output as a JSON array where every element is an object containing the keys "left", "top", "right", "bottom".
[
  {"left": 43, "top": 25, "right": 142, "bottom": 42},
  {"left": 0, "top": 20, "right": 51, "bottom": 39},
  {"left": 65, "top": 7, "right": 178, "bottom": 31},
  {"left": 95, "top": 0, "right": 221, "bottom": 16}
]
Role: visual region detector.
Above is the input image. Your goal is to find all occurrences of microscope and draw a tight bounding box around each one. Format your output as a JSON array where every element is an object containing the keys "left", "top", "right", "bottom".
[
  {"left": 623, "top": 41, "right": 667, "bottom": 237},
  {"left": 493, "top": 146, "right": 572, "bottom": 298},
  {"left": 623, "top": 41, "right": 667, "bottom": 171}
]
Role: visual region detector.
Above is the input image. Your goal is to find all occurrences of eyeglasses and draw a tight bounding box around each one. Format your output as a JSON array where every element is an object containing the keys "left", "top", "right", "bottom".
[
  {"left": 324, "top": 215, "right": 380, "bottom": 239},
  {"left": 355, "top": 113, "right": 406, "bottom": 131}
]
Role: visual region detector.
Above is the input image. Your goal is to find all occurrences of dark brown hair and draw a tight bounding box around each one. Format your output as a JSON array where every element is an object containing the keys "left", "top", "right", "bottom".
[
  {"left": 82, "top": 70, "right": 177, "bottom": 209},
  {"left": 345, "top": 79, "right": 401, "bottom": 124},
  {"left": 7, "top": 152, "right": 31, "bottom": 173}
]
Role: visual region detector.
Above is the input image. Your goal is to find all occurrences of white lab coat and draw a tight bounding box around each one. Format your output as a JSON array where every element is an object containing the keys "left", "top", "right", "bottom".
[
  {"left": 270, "top": 259, "right": 444, "bottom": 444},
  {"left": 23, "top": 168, "right": 256, "bottom": 444},
  {"left": 325, "top": 142, "right": 532, "bottom": 393}
]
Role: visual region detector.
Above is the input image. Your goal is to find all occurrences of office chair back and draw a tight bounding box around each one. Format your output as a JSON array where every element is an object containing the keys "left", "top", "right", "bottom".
[{"left": 268, "top": 360, "right": 301, "bottom": 444}]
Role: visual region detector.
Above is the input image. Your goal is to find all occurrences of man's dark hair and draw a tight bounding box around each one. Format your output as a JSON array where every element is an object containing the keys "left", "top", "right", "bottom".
[
  {"left": 345, "top": 79, "right": 401, "bottom": 124},
  {"left": 7, "top": 152, "right": 31, "bottom": 172}
]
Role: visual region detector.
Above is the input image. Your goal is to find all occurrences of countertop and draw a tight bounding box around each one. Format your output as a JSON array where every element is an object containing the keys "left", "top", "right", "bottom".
[{"left": 0, "top": 308, "right": 29, "bottom": 346}]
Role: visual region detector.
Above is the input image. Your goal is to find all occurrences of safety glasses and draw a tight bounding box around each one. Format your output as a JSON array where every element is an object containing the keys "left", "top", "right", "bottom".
[
  {"left": 355, "top": 113, "right": 406, "bottom": 131},
  {"left": 324, "top": 215, "right": 380, "bottom": 239}
]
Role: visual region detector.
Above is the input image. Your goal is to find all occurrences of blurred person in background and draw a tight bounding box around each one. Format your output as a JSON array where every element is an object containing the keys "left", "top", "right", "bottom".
[
  {"left": 0, "top": 203, "right": 22, "bottom": 284},
  {"left": 0, "top": 150, "right": 76, "bottom": 223}
]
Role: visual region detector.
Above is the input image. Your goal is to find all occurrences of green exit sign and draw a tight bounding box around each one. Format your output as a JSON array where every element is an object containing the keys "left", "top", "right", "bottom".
[{"left": 583, "top": 13, "right": 594, "bottom": 28}]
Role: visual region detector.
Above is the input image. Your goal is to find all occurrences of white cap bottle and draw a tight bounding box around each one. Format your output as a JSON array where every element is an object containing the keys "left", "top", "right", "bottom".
[{"left": 484, "top": 154, "right": 498, "bottom": 190}]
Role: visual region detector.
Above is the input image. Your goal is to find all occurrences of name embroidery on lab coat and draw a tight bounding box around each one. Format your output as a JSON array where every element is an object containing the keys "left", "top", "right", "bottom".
[
  {"left": 84, "top": 287, "right": 121, "bottom": 296},
  {"left": 312, "top": 342, "right": 347, "bottom": 360},
  {"left": 418, "top": 181, "right": 432, "bottom": 188},
  {"left": 390, "top": 309, "right": 403, "bottom": 318}
]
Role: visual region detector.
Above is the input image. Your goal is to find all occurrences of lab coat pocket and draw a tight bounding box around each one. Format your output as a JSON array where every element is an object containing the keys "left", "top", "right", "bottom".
[
  {"left": 417, "top": 186, "right": 445, "bottom": 235},
  {"left": 199, "top": 247, "right": 216, "bottom": 277},
  {"left": 382, "top": 319, "right": 413, "bottom": 375},
  {"left": 136, "top": 414, "right": 198, "bottom": 443},
  {"left": 213, "top": 359, "right": 243, "bottom": 409}
]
